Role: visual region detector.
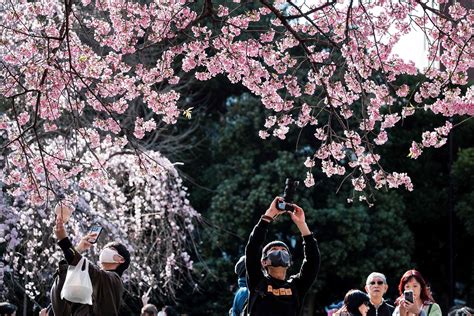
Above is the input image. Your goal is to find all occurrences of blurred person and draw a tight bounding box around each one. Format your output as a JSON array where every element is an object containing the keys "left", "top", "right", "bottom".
[
  {"left": 245, "top": 197, "right": 320, "bottom": 315},
  {"left": 52, "top": 215, "right": 131, "bottom": 315},
  {"left": 326, "top": 300, "right": 344, "bottom": 316},
  {"left": 140, "top": 287, "right": 159, "bottom": 316},
  {"left": 448, "top": 306, "right": 474, "bottom": 316},
  {"left": 141, "top": 304, "right": 158, "bottom": 316},
  {"left": 158, "top": 305, "right": 178, "bottom": 316},
  {"left": 39, "top": 304, "right": 54, "bottom": 316},
  {"left": 335, "top": 290, "right": 371, "bottom": 316},
  {"left": 0, "top": 302, "right": 17, "bottom": 316},
  {"left": 364, "top": 272, "right": 394, "bottom": 316},
  {"left": 393, "top": 269, "right": 441, "bottom": 316},
  {"left": 230, "top": 255, "right": 249, "bottom": 316}
]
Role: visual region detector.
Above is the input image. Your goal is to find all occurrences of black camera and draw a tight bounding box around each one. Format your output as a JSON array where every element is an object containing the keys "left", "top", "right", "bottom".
[{"left": 276, "top": 178, "right": 299, "bottom": 212}]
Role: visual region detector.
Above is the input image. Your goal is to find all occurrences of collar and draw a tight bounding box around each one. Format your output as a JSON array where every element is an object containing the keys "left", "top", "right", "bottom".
[{"left": 371, "top": 299, "right": 385, "bottom": 309}]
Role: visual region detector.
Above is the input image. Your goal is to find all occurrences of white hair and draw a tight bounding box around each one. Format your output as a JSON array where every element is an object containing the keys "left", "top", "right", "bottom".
[{"left": 366, "top": 272, "right": 387, "bottom": 284}]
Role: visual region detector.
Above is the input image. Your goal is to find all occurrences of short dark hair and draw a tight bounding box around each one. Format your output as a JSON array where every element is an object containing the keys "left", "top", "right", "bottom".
[
  {"left": 0, "top": 301, "right": 17, "bottom": 314},
  {"left": 104, "top": 241, "right": 130, "bottom": 276},
  {"left": 344, "top": 289, "right": 369, "bottom": 316},
  {"left": 163, "top": 305, "right": 178, "bottom": 316}
]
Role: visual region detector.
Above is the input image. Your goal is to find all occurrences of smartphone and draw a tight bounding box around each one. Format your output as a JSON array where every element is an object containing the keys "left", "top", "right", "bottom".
[
  {"left": 404, "top": 290, "right": 414, "bottom": 303},
  {"left": 87, "top": 225, "right": 103, "bottom": 244}
]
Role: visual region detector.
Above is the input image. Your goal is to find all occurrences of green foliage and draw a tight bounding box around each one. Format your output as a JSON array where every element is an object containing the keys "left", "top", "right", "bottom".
[
  {"left": 178, "top": 94, "right": 414, "bottom": 314},
  {"left": 452, "top": 147, "right": 474, "bottom": 236},
  {"left": 310, "top": 191, "right": 413, "bottom": 302}
]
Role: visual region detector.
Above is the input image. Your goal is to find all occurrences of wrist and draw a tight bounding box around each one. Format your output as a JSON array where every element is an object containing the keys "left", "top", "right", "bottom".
[
  {"left": 261, "top": 215, "right": 274, "bottom": 223},
  {"left": 297, "top": 222, "right": 311, "bottom": 235},
  {"left": 296, "top": 221, "right": 307, "bottom": 228},
  {"left": 264, "top": 210, "right": 278, "bottom": 218}
]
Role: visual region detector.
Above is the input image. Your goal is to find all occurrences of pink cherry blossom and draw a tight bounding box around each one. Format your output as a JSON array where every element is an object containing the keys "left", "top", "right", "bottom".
[
  {"left": 304, "top": 172, "right": 315, "bottom": 187},
  {"left": 0, "top": 0, "right": 471, "bottom": 221},
  {"left": 408, "top": 142, "right": 423, "bottom": 159}
]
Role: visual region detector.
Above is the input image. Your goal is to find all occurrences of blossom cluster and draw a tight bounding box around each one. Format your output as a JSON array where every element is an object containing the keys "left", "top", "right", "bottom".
[
  {"left": 0, "top": 140, "right": 199, "bottom": 300},
  {"left": 0, "top": 1, "right": 472, "bottom": 202}
]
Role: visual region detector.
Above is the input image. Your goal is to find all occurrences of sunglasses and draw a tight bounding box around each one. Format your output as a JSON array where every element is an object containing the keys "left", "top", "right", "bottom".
[
  {"left": 368, "top": 281, "right": 385, "bottom": 285},
  {"left": 363, "top": 301, "right": 370, "bottom": 307}
]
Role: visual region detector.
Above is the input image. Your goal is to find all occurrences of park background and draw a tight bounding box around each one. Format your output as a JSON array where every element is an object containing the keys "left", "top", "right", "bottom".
[{"left": 0, "top": 0, "right": 473, "bottom": 315}]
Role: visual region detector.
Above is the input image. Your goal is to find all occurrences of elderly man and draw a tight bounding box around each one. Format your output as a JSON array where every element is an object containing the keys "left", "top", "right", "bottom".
[{"left": 364, "top": 272, "right": 394, "bottom": 316}]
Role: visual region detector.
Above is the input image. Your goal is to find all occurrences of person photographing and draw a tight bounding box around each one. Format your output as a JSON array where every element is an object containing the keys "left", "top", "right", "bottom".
[
  {"left": 244, "top": 196, "right": 320, "bottom": 316},
  {"left": 52, "top": 213, "right": 130, "bottom": 315}
]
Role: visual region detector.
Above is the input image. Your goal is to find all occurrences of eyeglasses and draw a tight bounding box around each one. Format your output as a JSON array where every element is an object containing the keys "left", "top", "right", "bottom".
[{"left": 368, "top": 281, "right": 385, "bottom": 285}]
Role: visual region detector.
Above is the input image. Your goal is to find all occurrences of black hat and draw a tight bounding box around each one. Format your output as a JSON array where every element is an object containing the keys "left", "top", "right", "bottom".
[
  {"left": 0, "top": 302, "right": 17, "bottom": 314},
  {"left": 344, "top": 290, "right": 369, "bottom": 316},
  {"left": 234, "top": 256, "right": 246, "bottom": 278}
]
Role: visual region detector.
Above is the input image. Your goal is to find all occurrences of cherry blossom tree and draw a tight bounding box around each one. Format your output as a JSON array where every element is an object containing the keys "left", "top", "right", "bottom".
[
  {"left": 1, "top": 0, "right": 472, "bottom": 203},
  {"left": 0, "top": 0, "right": 472, "bottom": 310},
  {"left": 0, "top": 139, "right": 199, "bottom": 302}
]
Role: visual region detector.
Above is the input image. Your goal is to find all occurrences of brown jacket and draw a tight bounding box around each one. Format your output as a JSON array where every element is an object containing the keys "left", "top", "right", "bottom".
[{"left": 51, "top": 238, "right": 124, "bottom": 316}]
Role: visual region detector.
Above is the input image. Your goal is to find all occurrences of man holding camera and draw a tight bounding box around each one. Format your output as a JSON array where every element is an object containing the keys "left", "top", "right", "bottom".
[{"left": 244, "top": 197, "right": 320, "bottom": 316}]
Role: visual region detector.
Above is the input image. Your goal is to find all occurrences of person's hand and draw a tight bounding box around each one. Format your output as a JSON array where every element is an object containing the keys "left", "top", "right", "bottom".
[
  {"left": 141, "top": 287, "right": 152, "bottom": 306},
  {"left": 54, "top": 216, "right": 67, "bottom": 240},
  {"left": 334, "top": 305, "right": 347, "bottom": 316},
  {"left": 399, "top": 299, "right": 411, "bottom": 316},
  {"left": 76, "top": 233, "right": 96, "bottom": 252},
  {"left": 264, "top": 197, "right": 285, "bottom": 220},
  {"left": 289, "top": 204, "right": 305, "bottom": 225},
  {"left": 402, "top": 300, "right": 420, "bottom": 315},
  {"left": 289, "top": 204, "right": 311, "bottom": 236},
  {"left": 39, "top": 308, "right": 48, "bottom": 316}
]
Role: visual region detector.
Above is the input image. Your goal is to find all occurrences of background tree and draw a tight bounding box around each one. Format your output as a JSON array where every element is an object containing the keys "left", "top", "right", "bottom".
[
  {"left": 176, "top": 94, "right": 414, "bottom": 315},
  {"left": 0, "top": 140, "right": 199, "bottom": 312},
  {"left": 1, "top": 0, "right": 472, "bottom": 204},
  {"left": 0, "top": 0, "right": 472, "bottom": 314}
]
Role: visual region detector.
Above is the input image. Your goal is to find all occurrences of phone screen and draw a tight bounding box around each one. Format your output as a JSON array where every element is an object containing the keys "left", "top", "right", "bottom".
[
  {"left": 404, "top": 290, "right": 414, "bottom": 303},
  {"left": 277, "top": 201, "right": 286, "bottom": 210},
  {"left": 87, "top": 225, "right": 103, "bottom": 244}
]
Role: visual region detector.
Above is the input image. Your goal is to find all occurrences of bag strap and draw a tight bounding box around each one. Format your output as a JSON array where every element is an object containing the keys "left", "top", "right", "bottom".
[
  {"left": 427, "top": 304, "right": 433, "bottom": 315},
  {"left": 74, "top": 256, "right": 85, "bottom": 271},
  {"left": 82, "top": 257, "right": 89, "bottom": 271}
]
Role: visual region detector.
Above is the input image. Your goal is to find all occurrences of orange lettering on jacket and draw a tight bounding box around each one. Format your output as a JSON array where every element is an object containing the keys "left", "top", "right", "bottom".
[{"left": 267, "top": 286, "right": 292, "bottom": 296}]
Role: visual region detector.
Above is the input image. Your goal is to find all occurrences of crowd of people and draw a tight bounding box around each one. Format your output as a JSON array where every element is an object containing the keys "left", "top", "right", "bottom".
[
  {"left": 0, "top": 197, "right": 472, "bottom": 315},
  {"left": 227, "top": 197, "right": 472, "bottom": 316}
]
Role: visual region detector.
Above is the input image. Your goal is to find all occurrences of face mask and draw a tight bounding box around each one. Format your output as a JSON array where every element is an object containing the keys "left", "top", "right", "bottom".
[
  {"left": 266, "top": 250, "right": 291, "bottom": 267},
  {"left": 99, "top": 248, "right": 120, "bottom": 263}
]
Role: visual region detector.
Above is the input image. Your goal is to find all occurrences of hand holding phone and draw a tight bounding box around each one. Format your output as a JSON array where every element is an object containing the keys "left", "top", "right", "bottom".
[
  {"left": 404, "top": 290, "right": 414, "bottom": 303},
  {"left": 87, "top": 225, "right": 103, "bottom": 244}
]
